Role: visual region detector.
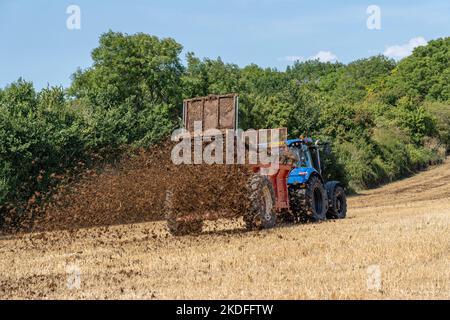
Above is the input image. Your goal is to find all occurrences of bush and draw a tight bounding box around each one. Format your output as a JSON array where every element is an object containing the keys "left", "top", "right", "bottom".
[
  {"left": 1, "top": 33, "right": 449, "bottom": 220},
  {"left": 0, "top": 79, "right": 175, "bottom": 215},
  {"left": 424, "top": 101, "right": 450, "bottom": 149},
  {"left": 334, "top": 139, "right": 379, "bottom": 190},
  {"left": 0, "top": 82, "right": 87, "bottom": 209}
]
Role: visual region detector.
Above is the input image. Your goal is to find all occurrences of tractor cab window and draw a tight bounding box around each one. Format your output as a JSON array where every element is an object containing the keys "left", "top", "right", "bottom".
[{"left": 290, "top": 145, "right": 313, "bottom": 168}]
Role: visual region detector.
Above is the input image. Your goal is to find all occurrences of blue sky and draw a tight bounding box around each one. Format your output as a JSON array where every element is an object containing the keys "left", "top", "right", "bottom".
[{"left": 0, "top": 0, "right": 449, "bottom": 90}]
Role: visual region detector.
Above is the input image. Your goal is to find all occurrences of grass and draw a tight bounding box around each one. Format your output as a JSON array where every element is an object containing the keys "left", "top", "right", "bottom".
[{"left": 0, "top": 159, "right": 449, "bottom": 299}]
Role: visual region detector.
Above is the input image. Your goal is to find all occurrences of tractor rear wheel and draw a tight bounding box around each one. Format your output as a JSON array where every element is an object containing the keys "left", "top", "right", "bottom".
[
  {"left": 289, "top": 175, "right": 328, "bottom": 222},
  {"left": 167, "top": 214, "right": 203, "bottom": 236},
  {"left": 244, "top": 174, "right": 277, "bottom": 230},
  {"left": 325, "top": 182, "right": 347, "bottom": 219}
]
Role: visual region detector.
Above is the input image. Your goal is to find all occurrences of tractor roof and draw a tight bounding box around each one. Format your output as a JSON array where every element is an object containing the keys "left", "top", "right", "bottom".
[{"left": 286, "top": 138, "right": 314, "bottom": 147}]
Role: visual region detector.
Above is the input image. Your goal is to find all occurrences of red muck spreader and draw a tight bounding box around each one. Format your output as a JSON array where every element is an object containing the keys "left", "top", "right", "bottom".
[{"left": 166, "top": 94, "right": 347, "bottom": 236}]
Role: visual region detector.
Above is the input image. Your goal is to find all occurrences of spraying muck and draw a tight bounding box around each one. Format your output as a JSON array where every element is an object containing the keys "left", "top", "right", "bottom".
[{"left": 165, "top": 94, "right": 347, "bottom": 236}]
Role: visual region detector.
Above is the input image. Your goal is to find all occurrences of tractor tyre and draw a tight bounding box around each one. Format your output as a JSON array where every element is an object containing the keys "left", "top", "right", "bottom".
[
  {"left": 289, "top": 175, "right": 328, "bottom": 222},
  {"left": 167, "top": 213, "right": 203, "bottom": 236},
  {"left": 325, "top": 182, "right": 347, "bottom": 219},
  {"left": 244, "top": 174, "right": 277, "bottom": 231}
]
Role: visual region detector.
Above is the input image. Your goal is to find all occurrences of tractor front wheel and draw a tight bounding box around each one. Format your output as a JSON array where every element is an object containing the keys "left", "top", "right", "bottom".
[
  {"left": 244, "top": 174, "right": 277, "bottom": 230},
  {"left": 325, "top": 182, "right": 347, "bottom": 219}
]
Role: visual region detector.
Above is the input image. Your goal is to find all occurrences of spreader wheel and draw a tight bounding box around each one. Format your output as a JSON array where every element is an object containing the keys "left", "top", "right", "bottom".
[
  {"left": 167, "top": 213, "right": 203, "bottom": 236},
  {"left": 244, "top": 174, "right": 277, "bottom": 230}
]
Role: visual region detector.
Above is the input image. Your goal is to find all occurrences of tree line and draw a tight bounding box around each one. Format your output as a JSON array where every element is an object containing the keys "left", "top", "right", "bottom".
[{"left": 1, "top": 31, "right": 449, "bottom": 222}]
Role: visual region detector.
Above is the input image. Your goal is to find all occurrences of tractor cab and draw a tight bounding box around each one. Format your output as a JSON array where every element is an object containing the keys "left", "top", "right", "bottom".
[
  {"left": 286, "top": 138, "right": 323, "bottom": 186},
  {"left": 283, "top": 137, "right": 347, "bottom": 223}
]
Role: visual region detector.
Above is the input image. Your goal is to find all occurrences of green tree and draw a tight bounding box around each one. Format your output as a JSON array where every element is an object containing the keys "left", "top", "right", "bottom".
[
  {"left": 331, "top": 55, "right": 396, "bottom": 104},
  {"left": 377, "top": 37, "right": 450, "bottom": 104},
  {"left": 182, "top": 53, "right": 240, "bottom": 98},
  {"left": 69, "top": 31, "right": 184, "bottom": 109}
]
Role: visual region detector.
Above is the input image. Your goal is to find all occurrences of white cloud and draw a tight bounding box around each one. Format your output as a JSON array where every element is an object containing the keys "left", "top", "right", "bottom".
[
  {"left": 279, "top": 55, "right": 305, "bottom": 62},
  {"left": 309, "top": 51, "right": 338, "bottom": 63},
  {"left": 384, "top": 37, "right": 428, "bottom": 60}
]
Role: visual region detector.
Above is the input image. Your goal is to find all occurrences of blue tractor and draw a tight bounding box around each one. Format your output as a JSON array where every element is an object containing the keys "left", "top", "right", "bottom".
[
  {"left": 286, "top": 138, "right": 347, "bottom": 222},
  {"left": 167, "top": 94, "right": 347, "bottom": 235},
  {"left": 243, "top": 137, "right": 347, "bottom": 230}
]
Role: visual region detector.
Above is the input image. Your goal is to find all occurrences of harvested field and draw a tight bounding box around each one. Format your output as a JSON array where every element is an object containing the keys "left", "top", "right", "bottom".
[{"left": 0, "top": 159, "right": 449, "bottom": 300}]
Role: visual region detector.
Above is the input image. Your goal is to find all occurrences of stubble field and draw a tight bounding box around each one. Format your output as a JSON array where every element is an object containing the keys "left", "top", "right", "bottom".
[{"left": 0, "top": 159, "right": 449, "bottom": 299}]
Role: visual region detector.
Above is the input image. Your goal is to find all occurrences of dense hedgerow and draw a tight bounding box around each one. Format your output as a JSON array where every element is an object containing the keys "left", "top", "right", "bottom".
[{"left": 1, "top": 33, "right": 449, "bottom": 220}]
